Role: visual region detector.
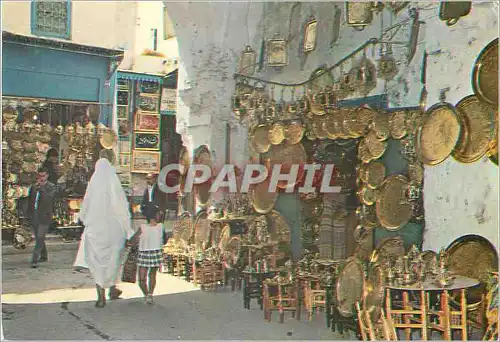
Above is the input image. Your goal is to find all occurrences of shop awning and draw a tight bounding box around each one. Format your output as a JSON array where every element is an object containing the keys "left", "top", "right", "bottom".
[{"left": 117, "top": 70, "right": 164, "bottom": 84}]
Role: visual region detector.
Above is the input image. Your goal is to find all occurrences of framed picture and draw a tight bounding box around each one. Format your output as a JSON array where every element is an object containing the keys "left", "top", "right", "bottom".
[
  {"left": 140, "top": 82, "right": 161, "bottom": 94},
  {"left": 160, "top": 88, "right": 177, "bottom": 113},
  {"left": 118, "top": 119, "right": 130, "bottom": 139},
  {"left": 118, "top": 141, "right": 130, "bottom": 154},
  {"left": 138, "top": 94, "right": 159, "bottom": 113},
  {"left": 118, "top": 153, "right": 131, "bottom": 167},
  {"left": 117, "top": 105, "right": 128, "bottom": 119},
  {"left": 267, "top": 37, "right": 288, "bottom": 67},
  {"left": 131, "top": 150, "right": 161, "bottom": 174},
  {"left": 303, "top": 18, "right": 318, "bottom": 52},
  {"left": 134, "top": 132, "right": 160, "bottom": 150},
  {"left": 117, "top": 91, "right": 129, "bottom": 106},
  {"left": 134, "top": 113, "right": 160, "bottom": 132}
]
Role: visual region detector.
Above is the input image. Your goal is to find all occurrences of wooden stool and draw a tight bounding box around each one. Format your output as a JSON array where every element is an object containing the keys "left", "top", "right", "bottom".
[{"left": 263, "top": 278, "right": 297, "bottom": 323}]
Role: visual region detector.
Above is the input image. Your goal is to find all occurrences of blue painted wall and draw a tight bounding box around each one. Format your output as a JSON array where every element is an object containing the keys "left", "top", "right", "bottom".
[{"left": 3, "top": 42, "right": 109, "bottom": 103}]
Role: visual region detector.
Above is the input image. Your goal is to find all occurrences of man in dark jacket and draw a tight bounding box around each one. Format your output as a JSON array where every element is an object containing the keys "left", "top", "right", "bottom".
[
  {"left": 140, "top": 173, "right": 166, "bottom": 220},
  {"left": 27, "top": 167, "right": 56, "bottom": 268},
  {"left": 42, "top": 148, "right": 60, "bottom": 185}
]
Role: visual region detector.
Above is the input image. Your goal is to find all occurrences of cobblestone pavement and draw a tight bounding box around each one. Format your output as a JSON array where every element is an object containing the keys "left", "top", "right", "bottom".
[{"left": 2, "top": 245, "right": 352, "bottom": 340}]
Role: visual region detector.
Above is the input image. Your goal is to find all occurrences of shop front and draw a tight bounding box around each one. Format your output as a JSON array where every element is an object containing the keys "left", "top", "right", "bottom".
[{"left": 2, "top": 31, "right": 124, "bottom": 244}]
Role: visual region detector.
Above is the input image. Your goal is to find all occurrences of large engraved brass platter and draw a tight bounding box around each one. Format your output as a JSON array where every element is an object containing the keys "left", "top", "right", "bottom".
[
  {"left": 376, "top": 175, "right": 412, "bottom": 230},
  {"left": 365, "top": 130, "right": 387, "bottom": 160},
  {"left": 472, "top": 38, "right": 498, "bottom": 106},
  {"left": 358, "top": 139, "right": 373, "bottom": 163},
  {"left": 250, "top": 177, "right": 278, "bottom": 214},
  {"left": 250, "top": 125, "right": 271, "bottom": 153},
  {"left": 268, "top": 143, "right": 307, "bottom": 189},
  {"left": 193, "top": 145, "right": 212, "bottom": 207},
  {"left": 452, "top": 95, "right": 497, "bottom": 163},
  {"left": 364, "top": 161, "right": 386, "bottom": 189},
  {"left": 356, "top": 106, "right": 376, "bottom": 135},
  {"left": 194, "top": 211, "right": 211, "bottom": 250},
  {"left": 372, "top": 113, "right": 390, "bottom": 141},
  {"left": 285, "top": 121, "right": 304, "bottom": 145},
  {"left": 100, "top": 128, "right": 117, "bottom": 149},
  {"left": 336, "top": 257, "right": 365, "bottom": 317},
  {"left": 370, "top": 236, "right": 406, "bottom": 265},
  {"left": 446, "top": 234, "right": 499, "bottom": 305},
  {"left": 269, "top": 122, "right": 286, "bottom": 145},
  {"left": 417, "top": 103, "right": 461, "bottom": 165}
]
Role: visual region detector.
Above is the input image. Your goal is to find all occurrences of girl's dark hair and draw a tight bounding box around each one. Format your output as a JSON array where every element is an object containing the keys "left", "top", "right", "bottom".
[{"left": 144, "top": 204, "right": 161, "bottom": 222}]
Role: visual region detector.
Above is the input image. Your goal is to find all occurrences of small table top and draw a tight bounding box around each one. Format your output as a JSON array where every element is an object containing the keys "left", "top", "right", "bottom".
[{"left": 386, "top": 275, "right": 480, "bottom": 291}]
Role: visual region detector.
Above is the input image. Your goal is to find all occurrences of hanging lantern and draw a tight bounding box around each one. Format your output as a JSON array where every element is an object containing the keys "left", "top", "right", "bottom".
[{"left": 238, "top": 46, "right": 256, "bottom": 76}]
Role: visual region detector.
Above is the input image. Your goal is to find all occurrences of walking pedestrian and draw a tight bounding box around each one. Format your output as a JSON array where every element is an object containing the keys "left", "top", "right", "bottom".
[
  {"left": 134, "top": 204, "right": 166, "bottom": 304},
  {"left": 27, "top": 167, "right": 56, "bottom": 268},
  {"left": 74, "top": 158, "right": 136, "bottom": 308}
]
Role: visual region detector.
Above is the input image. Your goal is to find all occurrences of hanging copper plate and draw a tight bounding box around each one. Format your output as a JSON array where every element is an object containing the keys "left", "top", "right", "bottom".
[
  {"left": 268, "top": 210, "right": 291, "bottom": 244},
  {"left": 372, "top": 112, "right": 390, "bottom": 141},
  {"left": 179, "top": 147, "right": 190, "bottom": 176},
  {"left": 357, "top": 185, "right": 378, "bottom": 206},
  {"left": 313, "top": 116, "right": 328, "bottom": 140},
  {"left": 446, "top": 234, "right": 499, "bottom": 306},
  {"left": 194, "top": 211, "right": 211, "bottom": 250},
  {"left": 285, "top": 121, "right": 304, "bottom": 145},
  {"left": 250, "top": 125, "right": 271, "bottom": 153},
  {"left": 99, "top": 129, "right": 117, "bottom": 149},
  {"left": 268, "top": 143, "right": 307, "bottom": 189},
  {"left": 356, "top": 106, "right": 376, "bottom": 136},
  {"left": 370, "top": 236, "right": 406, "bottom": 265},
  {"left": 408, "top": 163, "right": 424, "bottom": 184},
  {"left": 365, "top": 130, "right": 387, "bottom": 160},
  {"left": 452, "top": 95, "right": 497, "bottom": 163},
  {"left": 417, "top": 103, "right": 461, "bottom": 166},
  {"left": 376, "top": 175, "right": 412, "bottom": 230},
  {"left": 364, "top": 161, "right": 386, "bottom": 189},
  {"left": 336, "top": 257, "right": 365, "bottom": 317},
  {"left": 269, "top": 122, "right": 286, "bottom": 145},
  {"left": 250, "top": 177, "right": 278, "bottom": 214},
  {"left": 472, "top": 38, "right": 498, "bottom": 106},
  {"left": 389, "top": 110, "right": 408, "bottom": 139},
  {"left": 358, "top": 139, "right": 373, "bottom": 164}
]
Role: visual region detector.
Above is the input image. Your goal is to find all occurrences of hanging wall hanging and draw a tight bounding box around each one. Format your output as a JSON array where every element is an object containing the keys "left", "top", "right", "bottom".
[{"left": 267, "top": 34, "right": 288, "bottom": 68}]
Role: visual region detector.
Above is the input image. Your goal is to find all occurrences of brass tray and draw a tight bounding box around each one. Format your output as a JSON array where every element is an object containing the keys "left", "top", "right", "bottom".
[
  {"left": 268, "top": 143, "right": 307, "bottom": 189},
  {"left": 268, "top": 210, "right": 291, "bottom": 244},
  {"left": 250, "top": 125, "right": 271, "bottom": 153},
  {"left": 179, "top": 147, "right": 190, "bottom": 176},
  {"left": 336, "top": 257, "right": 365, "bottom": 317},
  {"left": 365, "top": 130, "right": 387, "bottom": 160},
  {"left": 324, "top": 111, "right": 343, "bottom": 140},
  {"left": 99, "top": 129, "right": 117, "bottom": 149},
  {"left": 389, "top": 110, "right": 407, "bottom": 139},
  {"left": 421, "top": 250, "right": 437, "bottom": 271},
  {"left": 356, "top": 106, "right": 376, "bottom": 136},
  {"left": 358, "top": 139, "right": 373, "bottom": 164},
  {"left": 269, "top": 122, "right": 286, "bottom": 145},
  {"left": 313, "top": 116, "right": 329, "bottom": 140},
  {"left": 364, "top": 161, "right": 386, "bottom": 189},
  {"left": 446, "top": 234, "right": 499, "bottom": 305},
  {"left": 372, "top": 113, "right": 390, "bottom": 141},
  {"left": 250, "top": 177, "right": 278, "bottom": 214},
  {"left": 175, "top": 213, "right": 194, "bottom": 244},
  {"left": 452, "top": 95, "right": 497, "bottom": 163},
  {"left": 417, "top": 102, "right": 461, "bottom": 165},
  {"left": 405, "top": 110, "right": 423, "bottom": 136},
  {"left": 472, "top": 38, "right": 498, "bottom": 106},
  {"left": 285, "top": 121, "right": 304, "bottom": 145},
  {"left": 194, "top": 210, "right": 211, "bottom": 250},
  {"left": 370, "top": 236, "right": 406, "bottom": 264},
  {"left": 355, "top": 230, "right": 374, "bottom": 261},
  {"left": 376, "top": 175, "right": 412, "bottom": 230}
]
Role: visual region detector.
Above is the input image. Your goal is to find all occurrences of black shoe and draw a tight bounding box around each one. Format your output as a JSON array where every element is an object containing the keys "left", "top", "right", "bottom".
[{"left": 31, "top": 263, "right": 38, "bottom": 268}]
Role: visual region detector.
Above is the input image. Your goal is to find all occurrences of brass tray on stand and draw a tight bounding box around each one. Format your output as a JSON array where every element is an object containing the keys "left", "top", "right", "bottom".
[
  {"left": 416, "top": 102, "right": 461, "bottom": 166},
  {"left": 472, "top": 38, "right": 498, "bottom": 106},
  {"left": 376, "top": 175, "right": 413, "bottom": 231},
  {"left": 452, "top": 95, "right": 498, "bottom": 163},
  {"left": 336, "top": 256, "right": 365, "bottom": 317}
]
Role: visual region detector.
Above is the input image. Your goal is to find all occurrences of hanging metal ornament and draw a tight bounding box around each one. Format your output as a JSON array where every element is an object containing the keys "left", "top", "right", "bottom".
[
  {"left": 238, "top": 46, "right": 256, "bottom": 76},
  {"left": 267, "top": 33, "right": 288, "bottom": 68},
  {"left": 439, "top": 1, "right": 472, "bottom": 26},
  {"left": 346, "top": 2, "right": 375, "bottom": 31},
  {"left": 303, "top": 16, "right": 318, "bottom": 53}
]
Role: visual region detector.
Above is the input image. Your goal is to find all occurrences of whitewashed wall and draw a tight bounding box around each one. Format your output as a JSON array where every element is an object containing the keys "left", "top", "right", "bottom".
[{"left": 167, "top": 2, "right": 499, "bottom": 251}]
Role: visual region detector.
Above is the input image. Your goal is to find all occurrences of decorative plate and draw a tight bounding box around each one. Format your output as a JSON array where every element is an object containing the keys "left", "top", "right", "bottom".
[
  {"left": 194, "top": 211, "right": 211, "bottom": 250},
  {"left": 376, "top": 175, "right": 412, "bottom": 230},
  {"left": 250, "top": 125, "right": 271, "bottom": 153},
  {"left": 452, "top": 95, "right": 498, "bottom": 163},
  {"left": 405, "top": 110, "right": 423, "bottom": 136},
  {"left": 355, "top": 230, "right": 374, "bottom": 261},
  {"left": 269, "top": 122, "right": 286, "bottom": 145},
  {"left": 472, "top": 38, "right": 498, "bottom": 106},
  {"left": 364, "top": 161, "right": 386, "bottom": 189},
  {"left": 99, "top": 129, "right": 117, "bottom": 149},
  {"left": 336, "top": 257, "right": 365, "bottom": 317},
  {"left": 389, "top": 110, "right": 408, "bottom": 139},
  {"left": 365, "top": 130, "right": 387, "bottom": 160},
  {"left": 446, "top": 234, "right": 499, "bottom": 304},
  {"left": 355, "top": 106, "right": 376, "bottom": 135},
  {"left": 358, "top": 139, "right": 373, "bottom": 164},
  {"left": 421, "top": 250, "right": 437, "bottom": 272},
  {"left": 285, "top": 121, "right": 304, "bottom": 145},
  {"left": 417, "top": 102, "right": 461, "bottom": 165},
  {"left": 250, "top": 177, "right": 278, "bottom": 214},
  {"left": 313, "top": 116, "right": 329, "bottom": 140},
  {"left": 372, "top": 113, "right": 390, "bottom": 141},
  {"left": 324, "top": 111, "right": 343, "bottom": 140}
]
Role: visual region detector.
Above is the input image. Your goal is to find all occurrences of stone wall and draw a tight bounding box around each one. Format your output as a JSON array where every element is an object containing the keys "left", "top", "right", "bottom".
[{"left": 166, "top": 1, "right": 499, "bottom": 251}]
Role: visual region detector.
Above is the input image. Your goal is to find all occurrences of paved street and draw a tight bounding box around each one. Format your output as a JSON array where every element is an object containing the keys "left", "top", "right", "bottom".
[{"left": 2, "top": 243, "right": 350, "bottom": 340}]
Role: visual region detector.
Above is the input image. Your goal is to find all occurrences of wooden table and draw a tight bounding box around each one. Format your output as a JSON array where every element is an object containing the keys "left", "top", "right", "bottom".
[{"left": 385, "top": 275, "right": 479, "bottom": 340}]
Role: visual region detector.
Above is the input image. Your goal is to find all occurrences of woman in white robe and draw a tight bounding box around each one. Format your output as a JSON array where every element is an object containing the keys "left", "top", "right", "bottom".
[{"left": 74, "top": 158, "right": 135, "bottom": 308}]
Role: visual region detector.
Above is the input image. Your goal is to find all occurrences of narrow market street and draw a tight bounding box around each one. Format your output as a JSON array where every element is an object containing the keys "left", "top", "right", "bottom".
[{"left": 1, "top": 242, "right": 349, "bottom": 340}]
